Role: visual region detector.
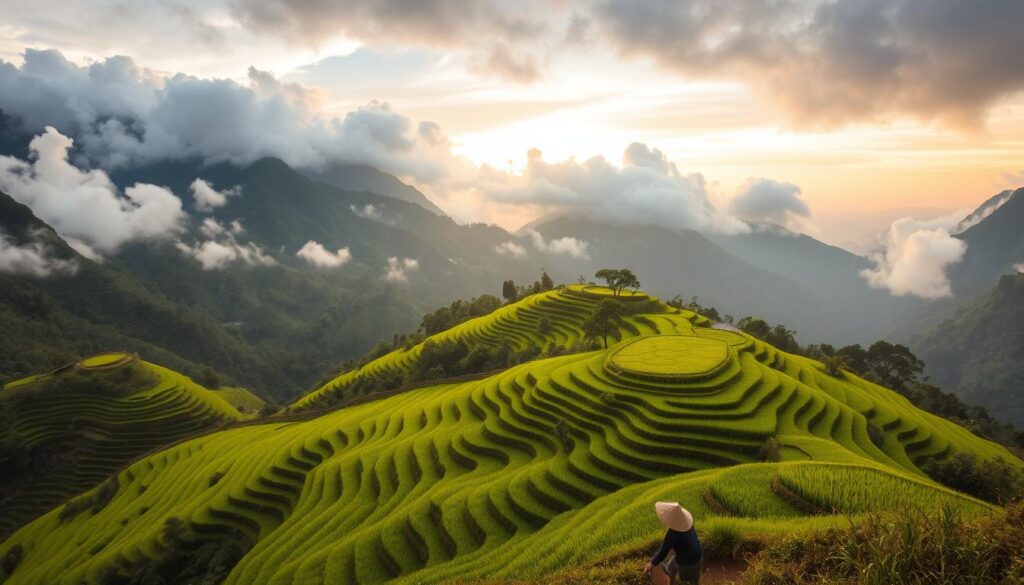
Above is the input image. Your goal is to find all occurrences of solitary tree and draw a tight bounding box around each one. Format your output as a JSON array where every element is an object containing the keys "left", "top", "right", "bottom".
[
  {"left": 540, "top": 270, "right": 554, "bottom": 291},
  {"left": 594, "top": 268, "right": 641, "bottom": 296},
  {"left": 583, "top": 299, "right": 626, "bottom": 348},
  {"left": 502, "top": 279, "right": 517, "bottom": 303}
]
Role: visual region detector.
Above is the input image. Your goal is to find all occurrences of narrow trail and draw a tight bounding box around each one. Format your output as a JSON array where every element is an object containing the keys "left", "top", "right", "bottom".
[{"left": 700, "top": 559, "right": 748, "bottom": 584}]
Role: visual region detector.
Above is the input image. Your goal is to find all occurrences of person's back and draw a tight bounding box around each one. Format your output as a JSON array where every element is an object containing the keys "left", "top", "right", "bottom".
[{"left": 644, "top": 502, "right": 703, "bottom": 584}]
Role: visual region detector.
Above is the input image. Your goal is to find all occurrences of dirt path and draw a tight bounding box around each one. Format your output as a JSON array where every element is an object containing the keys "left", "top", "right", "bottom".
[{"left": 700, "top": 558, "right": 748, "bottom": 584}]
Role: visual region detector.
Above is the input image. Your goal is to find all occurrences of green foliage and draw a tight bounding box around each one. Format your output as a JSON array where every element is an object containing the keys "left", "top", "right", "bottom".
[
  {"left": 198, "top": 366, "right": 221, "bottom": 389},
  {"left": 702, "top": 523, "right": 743, "bottom": 559},
  {"left": 594, "top": 268, "right": 640, "bottom": 297},
  {"left": 583, "top": 299, "right": 626, "bottom": 348},
  {"left": 419, "top": 295, "right": 503, "bottom": 336},
  {"left": 922, "top": 453, "right": 1024, "bottom": 504}
]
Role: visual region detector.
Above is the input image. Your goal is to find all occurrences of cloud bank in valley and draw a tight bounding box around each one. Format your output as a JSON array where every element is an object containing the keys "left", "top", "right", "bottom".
[
  {"left": 296, "top": 240, "right": 352, "bottom": 268},
  {"left": 860, "top": 215, "right": 967, "bottom": 299},
  {"left": 0, "top": 230, "right": 78, "bottom": 277},
  {"left": 0, "top": 127, "right": 185, "bottom": 260},
  {"left": 384, "top": 256, "right": 419, "bottom": 282},
  {"left": 176, "top": 217, "right": 275, "bottom": 270}
]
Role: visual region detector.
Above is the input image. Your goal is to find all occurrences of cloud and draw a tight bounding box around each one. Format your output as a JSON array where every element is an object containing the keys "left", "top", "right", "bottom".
[
  {"left": 595, "top": 0, "right": 1024, "bottom": 127},
  {"left": 0, "top": 127, "right": 185, "bottom": 260},
  {"left": 227, "top": 0, "right": 547, "bottom": 82},
  {"left": 384, "top": 256, "right": 419, "bottom": 282},
  {"left": 295, "top": 240, "right": 352, "bottom": 268},
  {"left": 190, "top": 179, "right": 242, "bottom": 212},
  {"left": 1016, "top": 263, "right": 1024, "bottom": 274},
  {"left": 728, "top": 178, "right": 810, "bottom": 230},
  {"left": 526, "top": 229, "right": 590, "bottom": 259},
  {"left": 481, "top": 144, "right": 748, "bottom": 234},
  {"left": 175, "top": 218, "right": 275, "bottom": 270},
  {"left": 351, "top": 203, "right": 384, "bottom": 221},
  {"left": 860, "top": 215, "right": 967, "bottom": 299},
  {"left": 0, "top": 229, "right": 78, "bottom": 277},
  {"left": 0, "top": 50, "right": 464, "bottom": 185},
  {"left": 494, "top": 240, "right": 527, "bottom": 258}
]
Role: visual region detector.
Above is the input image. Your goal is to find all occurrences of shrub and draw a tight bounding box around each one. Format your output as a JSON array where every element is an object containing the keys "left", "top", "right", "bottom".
[{"left": 922, "top": 453, "right": 1024, "bottom": 504}]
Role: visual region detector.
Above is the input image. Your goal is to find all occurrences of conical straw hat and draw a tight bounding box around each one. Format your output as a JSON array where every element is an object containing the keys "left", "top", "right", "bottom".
[{"left": 655, "top": 501, "right": 693, "bottom": 531}]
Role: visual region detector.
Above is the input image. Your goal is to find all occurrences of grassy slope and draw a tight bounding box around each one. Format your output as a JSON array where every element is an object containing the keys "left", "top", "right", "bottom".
[
  {"left": 0, "top": 354, "right": 243, "bottom": 538},
  {"left": 1, "top": 288, "right": 1017, "bottom": 584}
]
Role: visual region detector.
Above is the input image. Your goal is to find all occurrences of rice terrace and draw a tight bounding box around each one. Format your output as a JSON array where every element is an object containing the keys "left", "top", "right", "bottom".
[
  {"left": 2, "top": 284, "right": 1020, "bottom": 584},
  {"left": 1, "top": 4, "right": 1024, "bottom": 582}
]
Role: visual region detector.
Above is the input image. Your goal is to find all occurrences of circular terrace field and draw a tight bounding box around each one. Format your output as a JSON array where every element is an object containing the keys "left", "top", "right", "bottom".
[{"left": 607, "top": 335, "right": 731, "bottom": 381}]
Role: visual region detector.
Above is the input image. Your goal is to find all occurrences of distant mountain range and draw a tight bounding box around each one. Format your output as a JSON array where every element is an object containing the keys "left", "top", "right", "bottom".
[{"left": 2, "top": 144, "right": 1021, "bottom": 412}]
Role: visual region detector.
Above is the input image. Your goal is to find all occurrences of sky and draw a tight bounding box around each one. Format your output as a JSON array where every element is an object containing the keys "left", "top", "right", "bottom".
[{"left": 1, "top": 0, "right": 1023, "bottom": 253}]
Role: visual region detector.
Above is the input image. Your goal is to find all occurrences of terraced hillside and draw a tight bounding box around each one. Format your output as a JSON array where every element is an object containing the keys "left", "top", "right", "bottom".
[
  {"left": 294, "top": 285, "right": 688, "bottom": 410},
  {"left": 2, "top": 291, "right": 1018, "bottom": 585},
  {"left": 0, "top": 353, "right": 244, "bottom": 538}
]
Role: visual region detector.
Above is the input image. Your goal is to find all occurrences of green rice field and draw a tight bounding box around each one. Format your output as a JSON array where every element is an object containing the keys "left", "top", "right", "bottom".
[{"left": 0, "top": 288, "right": 1019, "bottom": 584}]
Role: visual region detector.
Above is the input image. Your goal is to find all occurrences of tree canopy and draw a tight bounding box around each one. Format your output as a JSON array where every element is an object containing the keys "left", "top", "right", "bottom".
[{"left": 594, "top": 268, "right": 640, "bottom": 296}]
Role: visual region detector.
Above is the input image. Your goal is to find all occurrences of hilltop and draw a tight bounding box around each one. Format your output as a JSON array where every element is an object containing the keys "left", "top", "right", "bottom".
[
  {"left": 1, "top": 286, "right": 1017, "bottom": 584},
  {"left": 0, "top": 353, "right": 247, "bottom": 539}
]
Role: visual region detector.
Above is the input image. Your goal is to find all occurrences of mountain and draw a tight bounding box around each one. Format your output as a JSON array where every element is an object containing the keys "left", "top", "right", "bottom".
[
  {"left": 708, "top": 224, "right": 917, "bottom": 342},
  {"left": 521, "top": 215, "right": 841, "bottom": 341},
  {"left": 0, "top": 285, "right": 1013, "bottom": 584},
  {"left": 912, "top": 272, "right": 1024, "bottom": 424},
  {"left": 0, "top": 190, "right": 277, "bottom": 391},
  {"left": 884, "top": 187, "right": 1024, "bottom": 341},
  {"left": 948, "top": 188, "right": 1024, "bottom": 296},
  {"left": 0, "top": 352, "right": 244, "bottom": 538},
  {"left": 305, "top": 161, "right": 447, "bottom": 216}
]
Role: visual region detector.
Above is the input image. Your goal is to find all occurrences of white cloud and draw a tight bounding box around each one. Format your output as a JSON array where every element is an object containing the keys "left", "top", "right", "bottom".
[
  {"left": 0, "top": 229, "right": 78, "bottom": 277},
  {"left": 480, "top": 144, "right": 749, "bottom": 234},
  {"left": 295, "top": 240, "right": 352, "bottom": 268},
  {"left": 175, "top": 218, "right": 275, "bottom": 270},
  {"left": 351, "top": 203, "right": 384, "bottom": 221},
  {"left": 0, "top": 51, "right": 463, "bottom": 186},
  {"left": 0, "top": 127, "right": 185, "bottom": 259},
  {"left": 190, "top": 178, "right": 241, "bottom": 212},
  {"left": 526, "top": 229, "right": 590, "bottom": 259},
  {"left": 860, "top": 215, "right": 967, "bottom": 299},
  {"left": 494, "top": 240, "right": 527, "bottom": 258},
  {"left": 728, "top": 178, "right": 810, "bottom": 230},
  {"left": 384, "top": 256, "right": 419, "bottom": 282},
  {"left": 1015, "top": 263, "right": 1024, "bottom": 274}
]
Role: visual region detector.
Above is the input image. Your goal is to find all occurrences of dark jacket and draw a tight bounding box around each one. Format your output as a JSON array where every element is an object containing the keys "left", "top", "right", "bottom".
[{"left": 651, "top": 527, "right": 702, "bottom": 565}]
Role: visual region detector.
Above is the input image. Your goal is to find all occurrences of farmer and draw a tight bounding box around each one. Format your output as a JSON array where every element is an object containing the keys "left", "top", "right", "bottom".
[{"left": 644, "top": 501, "right": 703, "bottom": 585}]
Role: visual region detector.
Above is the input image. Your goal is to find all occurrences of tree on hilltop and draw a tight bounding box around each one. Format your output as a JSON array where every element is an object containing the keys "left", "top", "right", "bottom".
[
  {"left": 502, "top": 280, "right": 517, "bottom": 303},
  {"left": 594, "top": 268, "right": 640, "bottom": 296},
  {"left": 541, "top": 271, "right": 554, "bottom": 291}
]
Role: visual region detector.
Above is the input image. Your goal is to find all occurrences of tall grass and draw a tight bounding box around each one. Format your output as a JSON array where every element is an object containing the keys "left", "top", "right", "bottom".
[{"left": 742, "top": 501, "right": 1024, "bottom": 584}]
